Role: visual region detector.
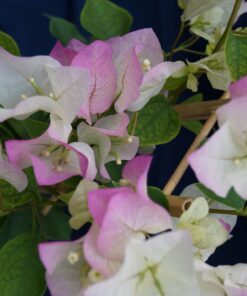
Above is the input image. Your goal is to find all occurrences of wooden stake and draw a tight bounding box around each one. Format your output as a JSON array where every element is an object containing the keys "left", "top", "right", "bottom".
[{"left": 163, "top": 92, "right": 230, "bottom": 196}]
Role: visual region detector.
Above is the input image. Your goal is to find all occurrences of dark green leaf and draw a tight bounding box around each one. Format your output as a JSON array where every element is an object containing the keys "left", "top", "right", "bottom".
[
  {"left": 40, "top": 207, "right": 71, "bottom": 241},
  {"left": 0, "top": 233, "right": 46, "bottom": 296},
  {"left": 128, "top": 95, "right": 181, "bottom": 146},
  {"left": 46, "top": 15, "right": 87, "bottom": 45},
  {"left": 182, "top": 94, "right": 203, "bottom": 135},
  {"left": 80, "top": 0, "right": 133, "bottom": 39},
  {"left": 0, "top": 210, "right": 33, "bottom": 248},
  {"left": 7, "top": 118, "right": 49, "bottom": 139},
  {"left": 164, "top": 76, "right": 187, "bottom": 91},
  {"left": 148, "top": 187, "right": 169, "bottom": 210},
  {"left": 105, "top": 160, "right": 126, "bottom": 182},
  {"left": 0, "top": 31, "right": 20, "bottom": 56},
  {"left": 225, "top": 30, "right": 247, "bottom": 80},
  {"left": 0, "top": 168, "right": 39, "bottom": 211},
  {"left": 196, "top": 183, "right": 246, "bottom": 211}
]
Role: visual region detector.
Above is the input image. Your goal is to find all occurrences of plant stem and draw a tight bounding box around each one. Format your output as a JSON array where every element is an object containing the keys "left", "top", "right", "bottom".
[
  {"left": 173, "top": 48, "right": 207, "bottom": 56},
  {"left": 169, "top": 21, "right": 185, "bottom": 60},
  {"left": 213, "top": 0, "right": 242, "bottom": 52},
  {"left": 163, "top": 92, "right": 230, "bottom": 195},
  {"left": 131, "top": 112, "right": 139, "bottom": 136}
]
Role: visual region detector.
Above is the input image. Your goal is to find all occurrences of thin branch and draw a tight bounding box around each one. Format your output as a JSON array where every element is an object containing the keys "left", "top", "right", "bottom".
[
  {"left": 163, "top": 92, "right": 230, "bottom": 195},
  {"left": 213, "top": 0, "right": 242, "bottom": 52}
]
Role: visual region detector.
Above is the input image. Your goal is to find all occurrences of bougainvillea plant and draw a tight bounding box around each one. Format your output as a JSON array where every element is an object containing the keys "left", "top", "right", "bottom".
[{"left": 0, "top": 0, "right": 246, "bottom": 295}]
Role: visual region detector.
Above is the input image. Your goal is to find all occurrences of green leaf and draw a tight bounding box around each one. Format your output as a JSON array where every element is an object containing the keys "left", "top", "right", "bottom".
[
  {"left": 182, "top": 120, "right": 202, "bottom": 135},
  {"left": 148, "top": 187, "right": 169, "bottom": 210},
  {"left": 0, "top": 31, "right": 20, "bottom": 56},
  {"left": 46, "top": 15, "right": 87, "bottom": 45},
  {"left": 7, "top": 118, "right": 49, "bottom": 139},
  {"left": 40, "top": 207, "right": 71, "bottom": 241},
  {"left": 105, "top": 160, "right": 127, "bottom": 182},
  {"left": 182, "top": 94, "right": 203, "bottom": 135},
  {"left": 80, "top": 0, "right": 133, "bottom": 40},
  {"left": 0, "top": 168, "right": 39, "bottom": 212},
  {"left": 196, "top": 183, "right": 246, "bottom": 211},
  {"left": 225, "top": 30, "right": 247, "bottom": 80},
  {"left": 128, "top": 95, "right": 181, "bottom": 146},
  {"left": 0, "top": 233, "right": 46, "bottom": 296},
  {"left": 0, "top": 210, "right": 33, "bottom": 248}
]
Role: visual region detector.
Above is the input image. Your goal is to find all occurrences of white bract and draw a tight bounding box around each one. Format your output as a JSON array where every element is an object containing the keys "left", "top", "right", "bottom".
[{"left": 84, "top": 231, "right": 201, "bottom": 296}]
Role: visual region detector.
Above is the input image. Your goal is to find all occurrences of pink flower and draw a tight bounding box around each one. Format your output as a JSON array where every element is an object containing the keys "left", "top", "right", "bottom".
[
  {"left": 39, "top": 239, "right": 86, "bottom": 296},
  {"left": 5, "top": 131, "right": 97, "bottom": 186},
  {"left": 50, "top": 29, "right": 184, "bottom": 114},
  {"left": 83, "top": 156, "right": 172, "bottom": 277}
]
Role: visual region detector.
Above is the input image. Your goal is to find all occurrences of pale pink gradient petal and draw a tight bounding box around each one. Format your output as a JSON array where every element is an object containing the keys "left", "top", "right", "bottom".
[
  {"left": 49, "top": 41, "right": 77, "bottom": 65},
  {"left": 87, "top": 187, "right": 132, "bottom": 226},
  {"left": 97, "top": 192, "right": 172, "bottom": 260},
  {"left": 84, "top": 224, "right": 121, "bottom": 277},
  {"left": 94, "top": 113, "right": 129, "bottom": 136},
  {"left": 71, "top": 40, "right": 117, "bottom": 122},
  {"left": 114, "top": 48, "right": 143, "bottom": 113},
  {"left": 122, "top": 155, "right": 152, "bottom": 197},
  {"left": 188, "top": 123, "right": 246, "bottom": 197},
  {"left": 107, "top": 28, "right": 163, "bottom": 67},
  {"left": 39, "top": 241, "right": 75, "bottom": 274},
  {"left": 217, "top": 96, "right": 247, "bottom": 131},
  {"left": 229, "top": 75, "right": 247, "bottom": 99},
  {"left": 39, "top": 239, "right": 85, "bottom": 296},
  {"left": 128, "top": 61, "right": 185, "bottom": 112},
  {"left": 31, "top": 154, "right": 81, "bottom": 185},
  {"left": 6, "top": 132, "right": 53, "bottom": 168}
]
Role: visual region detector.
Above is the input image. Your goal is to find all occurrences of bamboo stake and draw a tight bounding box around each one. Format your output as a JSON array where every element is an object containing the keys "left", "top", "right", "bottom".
[{"left": 163, "top": 92, "right": 230, "bottom": 199}]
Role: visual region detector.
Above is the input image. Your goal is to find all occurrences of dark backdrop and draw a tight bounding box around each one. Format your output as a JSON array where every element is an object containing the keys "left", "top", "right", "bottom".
[{"left": 0, "top": 1, "right": 246, "bottom": 293}]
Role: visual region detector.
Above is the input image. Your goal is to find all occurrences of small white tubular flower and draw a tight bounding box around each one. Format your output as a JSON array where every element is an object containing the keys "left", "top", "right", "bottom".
[{"left": 178, "top": 197, "right": 228, "bottom": 252}]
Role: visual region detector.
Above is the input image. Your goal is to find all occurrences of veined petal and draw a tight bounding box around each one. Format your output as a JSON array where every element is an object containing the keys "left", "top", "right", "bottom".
[
  {"left": 71, "top": 40, "right": 117, "bottom": 122},
  {"left": 128, "top": 61, "right": 185, "bottom": 112},
  {"left": 97, "top": 192, "right": 172, "bottom": 260},
  {"left": 93, "top": 113, "right": 129, "bottom": 137},
  {"left": 46, "top": 65, "right": 90, "bottom": 123},
  {"left": 0, "top": 47, "right": 59, "bottom": 108},
  {"left": 114, "top": 48, "right": 143, "bottom": 113}
]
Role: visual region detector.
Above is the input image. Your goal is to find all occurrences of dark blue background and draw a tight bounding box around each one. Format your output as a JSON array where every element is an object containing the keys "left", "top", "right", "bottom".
[{"left": 0, "top": 1, "right": 246, "bottom": 294}]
